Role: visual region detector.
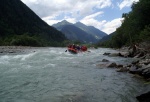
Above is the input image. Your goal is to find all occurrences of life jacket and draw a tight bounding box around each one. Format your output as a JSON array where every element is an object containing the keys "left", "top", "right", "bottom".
[{"left": 81, "top": 46, "right": 87, "bottom": 51}]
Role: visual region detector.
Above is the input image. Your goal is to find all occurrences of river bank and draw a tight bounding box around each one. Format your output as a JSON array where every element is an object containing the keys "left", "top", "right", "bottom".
[
  {"left": 101, "top": 42, "right": 150, "bottom": 102},
  {"left": 0, "top": 46, "right": 40, "bottom": 54}
]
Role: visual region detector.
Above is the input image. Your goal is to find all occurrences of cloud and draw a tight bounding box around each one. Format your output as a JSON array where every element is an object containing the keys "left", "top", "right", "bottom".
[
  {"left": 80, "top": 12, "right": 106, "bottom": 29},
  {"left": 21, "top": 0, "right": 112, "bottom": 18},
  {"left": 21, "top": 0, "right": 125, "bottom": 34},
  {"left": 81, "top": 14, "right": 124, "bottom": 34},
  {"left": 43, "top": 11, "right": 123, "bottom": 34},
  {"left": 102, "top": 18, "right": 124, "bottom": 34},
  {"left": 82, "top": 12, "right": 104, "bottom": 20},
  {"left": 42, "top": 16, "right": 77, "bottom": 25},
  {"left": 96, "top": 0, "right": 112, "bottom": 9},
  {"left": 117, "top": 0, "right": 139, "bottom": 10}
]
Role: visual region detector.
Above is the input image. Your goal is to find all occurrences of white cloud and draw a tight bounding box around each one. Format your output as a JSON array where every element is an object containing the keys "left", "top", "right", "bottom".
[
  {"left": 43, "top": 11, "right": 123, "bottom": 34},
  {"left": 102, "top": 18, "right": 124, "bottom": 34},
  {"left": 65, "top": 18, "right": 76, "bottom": 24},
  {"left": 44, "top": 19, "right": 62, "bottom": 26},
  {"left": 118, "top": 0, "right": 139, "bottom": 10},
  {"left": 83, "top": 12, "right": 104, "bottom": 20},
  {"left": 81, "top": 15, "right": 124, "bottom": 34},
  {"left": 96, "top": 0, "right": 112, "bottom": 9},
  {"left": 21, "top": 0, "right": 127, "bottom": 34},
  {"left": 42, "top": 16, "right": 76, "bottom": 25},
  {"left": 80, "top": 12, "right": 106, "bottom": 29},
  {"left": 21, "top": 0, "right": 112, "bottom": 18}
]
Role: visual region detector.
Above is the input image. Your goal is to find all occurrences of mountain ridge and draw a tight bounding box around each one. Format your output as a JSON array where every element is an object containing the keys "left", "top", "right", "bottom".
[
  {"left": 52, "top": 20, "right": 107, "bottom": 43},
  {"left": 75, "top": 22, "right": 107, "bottom": 39}
]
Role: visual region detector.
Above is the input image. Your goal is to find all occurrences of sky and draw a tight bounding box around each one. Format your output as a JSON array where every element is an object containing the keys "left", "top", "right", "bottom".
[{"left": 21, "top": 0, "right": 139, "bottom": 34}]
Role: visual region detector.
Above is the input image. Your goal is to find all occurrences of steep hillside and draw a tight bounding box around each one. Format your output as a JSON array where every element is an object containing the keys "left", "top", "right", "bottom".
[
  {"left": 0, "top": 0, "right": 66, "bottom": 46},
  {"left": 99, "top": 32, "right": 115, "bottom": 42},
  {"left": 97, "top": 32, "right": 116, "bottom": 47}
]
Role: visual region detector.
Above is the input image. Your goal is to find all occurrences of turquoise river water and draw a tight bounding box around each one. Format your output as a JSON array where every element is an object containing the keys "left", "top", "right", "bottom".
[{"left": 0, "top": 47, "right": 144, "bottom": 102}]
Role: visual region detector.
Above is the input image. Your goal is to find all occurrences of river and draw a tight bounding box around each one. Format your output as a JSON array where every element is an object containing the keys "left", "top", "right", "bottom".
[{"left": 0, "top": 47, "right": 144, "bottom": 102}]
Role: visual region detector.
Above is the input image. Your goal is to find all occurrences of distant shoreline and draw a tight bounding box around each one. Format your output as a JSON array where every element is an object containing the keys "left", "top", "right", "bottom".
[
  {"left": 0, "top": 46, "right": 37, "bottom": 54},
  {"left": 0, "top": 46, "right": 67, "bottom": 55}
]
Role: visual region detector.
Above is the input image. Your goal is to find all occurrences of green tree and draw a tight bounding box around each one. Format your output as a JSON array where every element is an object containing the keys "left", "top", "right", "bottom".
[{"left": 99, "top": 0, "right": 150, "bottom": 48}]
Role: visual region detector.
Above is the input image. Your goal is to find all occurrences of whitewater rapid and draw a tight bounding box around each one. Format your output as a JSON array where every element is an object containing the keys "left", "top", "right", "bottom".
[{"left": 0, "top": 47, "right": 144, "bottom": 102}]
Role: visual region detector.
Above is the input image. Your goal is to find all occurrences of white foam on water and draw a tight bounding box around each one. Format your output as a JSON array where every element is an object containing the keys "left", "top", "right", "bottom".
[
  {"left": 0, "top": 55, "right": 10, "bottom": 64},
  {"left": 13, "top": 52, "right": 37, "bottom": 61},
  {"left": 0, "top": 55, "right": 10, "bottom": 61},
  {"left": 42, "top": 63, "right": 56, "bottom": 69},
  {"left": 21, "top": 64, "right": 32, "bottom": 69},
  {"left": 0, "top": 47, "right": 145, "bottom": 102}
]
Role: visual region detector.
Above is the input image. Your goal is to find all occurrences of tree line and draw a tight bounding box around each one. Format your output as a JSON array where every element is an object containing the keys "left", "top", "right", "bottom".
[{"left": 98, "top": 0, "right": 150, "bottom": 48}]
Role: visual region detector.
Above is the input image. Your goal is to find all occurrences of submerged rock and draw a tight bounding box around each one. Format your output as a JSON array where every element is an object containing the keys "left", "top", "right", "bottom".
[
  {"left": 102, "top": 59, "right": 109, "bottom": 62},
  {"left": 96, "top": 63, "right": 109, "bottom": 68},
  {"left": 103, "top": 52, "right": 110, "bottom": 55}
]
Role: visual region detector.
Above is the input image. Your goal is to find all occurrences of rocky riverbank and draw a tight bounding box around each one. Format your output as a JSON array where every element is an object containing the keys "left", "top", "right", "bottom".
[
  {"left": 98, "top": 42, "right": 150, "bottom": 102},
  {"left": 0, "top": 46, "right": 38, "bottom": 54}
]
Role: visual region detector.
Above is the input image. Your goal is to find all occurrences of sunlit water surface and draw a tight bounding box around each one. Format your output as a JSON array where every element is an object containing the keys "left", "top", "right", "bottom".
[{"left": 0, "top": 48, "right": 144, "bottom": 102}]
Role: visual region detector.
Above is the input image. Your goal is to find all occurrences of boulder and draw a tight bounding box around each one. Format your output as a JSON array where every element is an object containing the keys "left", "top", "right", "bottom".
[
  {"left": 107, "top": 62, "right": 117, "bottom": 68},
  {"left": 139, "top": 59, "right": 150, "bottom": 65},
  {"left": 142, "top": 67, "right": 150, "bottom": 79},
  {"left": 116, "top": 67, "right": 128, "bottom": 72},
  {"left": 136, "top": 85, "right": 150, "bottom": 102},
  {"left": 129, "top": 66, "right": 139, "bottom": 74},
  {"left": 108, "top": 53, "right": 119, "bottom": 57},
  {"left": 136, "top": 91, "right": 150, "bottom": 102},
  {"left": 132, "top": 60, "right": 139, "bottom": 65},
  {"left": 96, "top": 63, "right": 109, "bottom": 69},
  {"left": 9, "top": 51, "right": 15, "bottom": 53},
  {"left": 145, "top": 54, "right": 150, "bottom": 59},
  {"left": 102, "top": 59, "right": 109, "bottom": 62},
  {"left": 117, "top": 64, "right": 123, "bottom": 68},
  {"left": 103, "top": 52, "right": 110, "bottom": 55}
]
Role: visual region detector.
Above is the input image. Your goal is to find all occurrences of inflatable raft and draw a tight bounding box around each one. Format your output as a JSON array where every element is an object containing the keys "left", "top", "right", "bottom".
[{"left": 68, "top": 48, "right": 78, "bottom": 54}]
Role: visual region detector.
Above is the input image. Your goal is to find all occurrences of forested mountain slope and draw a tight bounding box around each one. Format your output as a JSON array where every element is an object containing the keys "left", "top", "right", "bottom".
[
  {"left": 0, "top": 0, "right": 67, "bottom": 46},
  {"left": 98, "top": 0, "right": 150, "bottom": 48}
]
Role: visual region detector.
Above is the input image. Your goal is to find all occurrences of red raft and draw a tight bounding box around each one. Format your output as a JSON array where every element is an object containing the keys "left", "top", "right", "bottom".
[
  {"left": 67, "top": 45, "right": 87, "bottom": 54},
  {"left": 68, "top": 48, "right": 78, "bottom": 54}
]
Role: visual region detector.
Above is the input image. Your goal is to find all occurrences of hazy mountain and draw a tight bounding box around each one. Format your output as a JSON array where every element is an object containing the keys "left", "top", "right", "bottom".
[
  {"left": 75, "top": 22, "right": 107, "bottom": 39},
  {"left": 0, "top": 0, "right": 66, "bottom": 46},
  {"left": 61, "top": 25, "right": 96, "bottom": 43},
  {"left": 99, "top": 32, "right": 115, "bottom": 42},
  {"left": 53, "top": 20, "right": 107, "bottom": 43}
]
